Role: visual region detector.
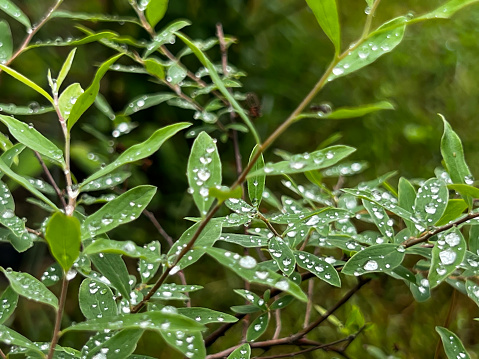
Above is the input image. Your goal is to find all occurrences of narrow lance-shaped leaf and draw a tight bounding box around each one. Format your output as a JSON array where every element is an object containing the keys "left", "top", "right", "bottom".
[
  {"left": 227, "top": 344, "right": 251, "bottom": 359},
  {"left": 175, "top": 32, "right": 260, "bottom": 144},
  {"left": 0, "top": 20, "right": 13, "bottom": 64},
  {"left": 0, "top": 285, "right": 18, "bottom": 324},
  {"left": 440, "top": 115, "right": 473, "bottom": 208},
  {"left": 187, "top": 131, "right": 222, "bottom": 216},
  {"left": 0, "top": 0, "right": 31, "bottom": 28},
  {"left": 268, "top": 236, "right": 295, "bottom": 276},
  {"left": 248, "top": 145, "right": 356, "bottom": 177},
  {"left": 145, "top": 0, "right": 169, "bottom": 28},
  {"left": 435, "top": 326, "right": 471, "bottom": 359},
  {"left": 0, "top": 267, "right": 58, "bottom": 309},
  {"left": 296, "top": 101, "right": 394, "bottom": 121},
  {"left": 416, "top": 0, "right": 479, "bottom": 21},
  {"left": 295, "top": 251, "right": 341, "bottom": 287},
  {"left": 247, "top": 145, "right": 265, "bottom": 207},
  {"left": 82, "top": 171, "right": 131, "bottom": 192},
  {"left": 122, "top": 93, "right": 175, "bottom": 116},
  {"left": 429, "top": 228, "right": 466, "bottom": 288},
  {"left": 81, "top": 185, "right": 157, "bottom": 240},
  {"left": 0, "top": 115, "right": 64, "bottom": 162},
  {"left": 328, "top": 16, "right": 406, "bottom": 81},
  {"left": 362, "top": 199, "right": 395, "bottom": 242},
  {"left": 45, "top": 212, "right": 81, "bottom": 271},
  {"left": 0, "top": 103, "right": 54, "bottom": 116},
  {"left": 304, "top": 0, "right": 341, "bottom": 54},
  {"left": 177, "top": 307, "right": 237, "bottom": 324},
  {"left": 414, "top": 178, "right": 448, "bottom": 227},
  {"left": 51, "top": 10, "right": 140, "bottom": 24},
  {"left": 143, "top": 58, "right": 165, "bottom": 80},
  {"left": 68, "top": 54, "right": 123, "bottom": 130},
  {"left": 398, "top": 177, "right": 417, "bottom": 233},
  {"left": 0, "top": 64, "right": 53, "bottom": 104},
  {"left": 448, "top": 184, "right": 479, "bottom": 199},
  {"left": 26, "top": 32, "right": 118, "bottom": 50},
  {"left": 84, "top": 239, "right": 160, "bottom": 261},
  {"left": 81, "top": 122, "right": 190, "bottom": 185},
  {"left": 341, "top": 244, "right": 405, "bottom": 276},
  {"left": 57, "top": 48, "right": 77, "bottom": 92},
  {"left": 79, "top": 278, "right": 118, "bottom": 319},
  {"left": 138, "top": 241, "right": 161, "bottom": 283}
]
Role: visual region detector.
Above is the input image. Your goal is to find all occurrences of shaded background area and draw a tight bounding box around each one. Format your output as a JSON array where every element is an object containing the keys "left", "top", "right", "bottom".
[{"left": 1, "top": 0, "right": 479, "bottom": 358}]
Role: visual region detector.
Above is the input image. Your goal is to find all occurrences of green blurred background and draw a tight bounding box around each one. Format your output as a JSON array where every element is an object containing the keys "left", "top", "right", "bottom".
[{"left": 1, "top": 0, "right": 479, "bottom": 358}]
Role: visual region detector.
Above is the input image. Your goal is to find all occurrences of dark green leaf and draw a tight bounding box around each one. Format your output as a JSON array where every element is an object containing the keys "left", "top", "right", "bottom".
[
  {"left": 247, "top": 145, "right": 265, "bottom": 207},
  {"left": 0, "top": 325, "right": 42, "bottom": 353},
  {"left": 86, "top": 329, "right": 143, "bottom": 359},
  {"left": 84, "top": 239, "right": 159, "bottom": 261},
  {"left": 398, "top": 177, "right": 417, "bottom": 233},
  {"left": 219, "top": 233, "right": 268, "bottom": 247},
  {"left": 362, "top": 199, "right": 394, "bottom": 242},
  {"left": 296, "top": 101, "right": 394, "bottom": 121},
  {"left": 295, "top": 251, "right": 340, "bottom": 287},
  {"left": 0, "top": 286, "right": 18, "bottom": 324},
  {"left": 234, "top": 289, "right": 266, "bottom": 310},
  {"left": 227, "top": 344, "right": 251, "bottom": 359},
  {"left": 177, "top": 307, "right": 237, "bottom": 324},
  {"left": 46, "top": 212, "right": 81, "bottom": 271},
  {"left": 0, "top": 20, "right": 12, "bottom": 63},
  {"left": 414, "top": 178, "right": 448, "bottom": 227},
  {"left": 41, "top": 263, "right": 63, "bottom": 287},
  {"left": 81, "top": 172, "right": 131, "bottom": 192},
  {"left": 246, "top": 312, "right": 269, "bottom": 341},
  {"left": 0, "top": 0, "right": 31, "bottom": 28},
  {"left": 435, "top": 326, "right": 470, "bottom": 359},
  {"left": 138, "top": 241, "right": 161, "bottom": 283},
  {"left": 342, "top": 244, "right": 405, "bottom": 276},
  {"left": 79, "top": 278, "right": 118, "bottom": 319},
  {"left": 268, "top": 236, "right": 295, "bottom": 276},
  {"left": 123, "top": 93, "right": 175, "bottom": 116},
  {"left": 304, "top": 0, "right": 340, "bottom": 53}
]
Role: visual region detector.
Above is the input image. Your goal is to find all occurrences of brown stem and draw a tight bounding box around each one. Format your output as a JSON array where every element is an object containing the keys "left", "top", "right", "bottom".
[
  {"left": 47, "top": 276, "right": 68, "bottom": 359},
  {"left": 256, "top": 212, "right": 281, "bottom": 238},
  {"left": 143, "top": 209, "right": 174, "bottom": 248},
  {"left": 0, "top": 349, "right": 6, "bottom": 359},
  {"left": 303, "top": 279, "right": 315, "bottom": 328},
  {"left": 34, "top": 151, "right": 67, "bottom": 211},
  {"left": 273, "top": 309, "right": 282, "bottom": 340}
]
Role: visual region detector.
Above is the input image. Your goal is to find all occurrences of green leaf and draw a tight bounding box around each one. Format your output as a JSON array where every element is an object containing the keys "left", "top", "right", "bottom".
[
  {"left": 417, "top": 0, "right": 479, "bottom": 21},
  {"left": 414, "top": 178, "right": 448, "bottom": 227},
  {"left": 341, "top": 244, "right": 405, "bottom": 276},
  {"left": 46, "top": 212, "right": 81, "bottom": 271},
  {"left": 81, "top": 171, "right": 131, "bottom": 192},
  {"left": 187, "top": 131, "right": 222, "bottom": 216},
  {"left": 435, "top": 326, "right": 471, "bottom": 359},
  {"left": 295, "top": 251, "right": 341, "bottom": 287},
  {"left": 234, "top": 289, "right": 267, "bottom": 310},
  {"left": 0, "top": 20, "right": 13, "bottom": 63},
  {"left": 145, "top": 0, "right": 169, "bottom": 27},
  {"left": 0, "top": 325, "right": 42, "bottom": 353},
  {"left": 409, "top": 273, "right": 431, "bottom": 302},
  {"left": 304, "top": 0, "right": 341, "bottom": 54},
  {"left": 86, "top": 329, "right": 143, "bottom": 359},
  {"left": 219, "top": 233, "right": 268, "bottom": 247},
  {"left": 138, "top": 241, "right": 161, "bottom": 283},
  {"left": 175, "top": 32, "right": 260, "bottom": 144},
  {"left": 465, "top": 279, "right": 479, "bottom": 307},
  {"left": 51, "top": 10, "right": 140, "bottom": 24},
  {"left": 177, "top": 307, "right": 237, "bottom": 324},
  {"left": 89, "top": 253, "right": 131, "bottom": 301},
  {"left": 123, "top": 93, "right": 175, "bottom": 116},
  {"left": 248, "top": 145, "right": 355, "bottom": 177},
  {"left": 79, "top": 278, "right": 118, "bottom": 319},
  {"left": 209, "top": 186, "right": 242, "bottom": 203},
  {"left": 57, "top": 48, "right": 77, "bottom": 92},
  {"left": 0, "top": 103, "right": 54, "bottom": 116},
  {"left": 0, "top": 0, "right": 31, "bottom": 28},
  {"left": 328, "top": 16, "right": 406, "bottom": 81},
  {"left": 167, "top": 221, "right": 222, "bottom": 273},
  {"left": 398, "top": 177, "right": 417, "bottom": 233},
  {"left": 160, "top": 330, "right": 205, "bottom": 359},
  {"left": 362, "top": 199, "right": 394, "bottom": 242},
  {"left": 0, "top": 268, "right": 58, "bottom": 309},
  {"left": 166, "top": 63, "right": 187, "bottom": 85},
  {"left": 321, "top": 160, "right": 368, "bottom": 177},
  {"left": 206, "top": 247, "right": 307, "bottom": 302},
  {"left": 0, "top": 115, "right": 64, "bottom": 162},
  {"left": 230, "top": 305, "right": 261, "bottom": 314},
  {"left": 247, "top": 145, "right": 265, "bottom": 207},
  {"left": 41, "top": 263, "right": 63, "bottom": 287},
  {"left": 297, "top": 101, "right": 394, "bottom": 121},
  {"left": 26, "top": 32, "right": 118, "bottom": 50},
  {"left": 246, "top": 312, "right": 269, "bottom": 341},
  {"left": 81, "top": 122, "right": 190, "bottom": 186},
  {"left": 143, "top": 20, "right": 191, "bottom": 57},
  {"left": 469, "top": 226, "right": 479, "bottom": 256},
  {"left": 68, "top": 54, "right": 123, "bottom": 130},
  {"left": 81, "top": 185, "right": 157, "bottom": 240},
  {"left": 143, "top": 58, "right": 165, "bottom": 80},
  {"left": 0, "top": 286, "right": 18, "bottom": 324},
  {"left": 448, "top": 184, "right": 479, "bottom": 199},
  {"left": 62, "top": 311, "right": 204, "bottom": 333},
  {"left": 84, "top": 239, "right": 159, "bottom": 261},
  {"left": 0, "top": 65, "right": 53, "bottom": 104},
  {"left": 268, "top": 236, "right": 296, "bottom": 276},
  {"left": 149, "top": 283, "right": 203, "bottom": 301},
  {"left": 270, "top": 295, "right": 295, "bottom": 310},
  {"left": 440, "top": 115, "right": 473, "bottom": 208},
  {"left": 227, "top": 344, "right": 251, "bottom": 359},
  {"left": 59, "top": 83, "right": 84, "bottom": 121},
  {"left": 429, "top": 228, "right": 466, "bottom": 288}
]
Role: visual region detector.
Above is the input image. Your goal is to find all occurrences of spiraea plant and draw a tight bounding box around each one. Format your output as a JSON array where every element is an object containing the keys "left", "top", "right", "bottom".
[{"left": 0, "top": 0, "right": 479, "bottom": 358}]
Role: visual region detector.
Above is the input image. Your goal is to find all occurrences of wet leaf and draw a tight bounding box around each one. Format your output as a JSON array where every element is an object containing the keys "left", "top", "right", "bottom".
[
  {"left": 362, "top": 199, "right": 395, "bottom": 242},
  {"left": 295, "top": 251, "right": 340, "bottom": 287},
  {"left": 398, "top": 177, "right": 417, "bottom": 233},
  {"left": 0, "top": 0, "right": 31, "bottom": 28},
  {"left": 234, "top": 289, "right": 267, "bottom": 310},
  {"left": 59, "top": 83, "right": 84, "bottom": 121},
  {"left": 296, "top": 101, "right": 394, "bottom": 121},
  {"left": 81, "top": 122, "right": 190, "bottom": 185},
  {"left": 79, "top": 278, "right": 118, "bottom": 319},
  {"left": 247, "top": 145, "right": 265, "bottom": 207},
  {"left": 41, "top": 263, "right": 63, "bottom": 287},
  {"left": 0, "top": 285, "right": 18, "bottom": 324},
  {"left": 0, "top": 115, "right": 63, "bottom": 162},
  {"left": 160, "top": 329, "right": 204, "bottom": 359},
  {"left": 68, "top": 54, "right": 123, "bottom": 130},
  {"left": 248, "top": 145, "right": 355, "bottom": 177},
  {"left": 90, "top": 253, "right": 131, "bottom": 302},
  {"left": 219, "top": 233, "right": 268, "bottom": 247},
  {"left": 0, "top": 65, "right": 53, "bottom": 103},
  {"left": 0, "top": 268, "right": 58, "bottom": 309},
  {"left": 0, "top": 103, "right": 54, "bottom": 115},
  {"left": 81, "top": 185, "right": 157, "bottom": 240},
  {"left": 342, "top": 244, "right": 405, "bottom": 276},
  {"left": 0, "top": 325, "right": 42, "bottom": 353},
  {"left": 166, "top": 62, "right": 187, "bottom": 85},
  {"left": 328, "top": 17, "right": 406, "bottom": 81},
  {"left": 305, "top": 0, "right": 340, "bottom": 53},
  {"left": 429, "top": 228, "right": 466, "bottom": 288},
  {"left": 0, "top": 20, "right": 12, "bottom": 63},
  {"left": 269, "top": 236, "right": 296, "bottom": 276},
  {"left": 52, "top": 10, "right": 140, "bottom": 24},
  {"left": 416, "top": 0, "right": 479, "bottom": 21},
  {"left": 81, "top": 171, "right": 131, "bottom": 192},
  {"left": 86, "top": 329, "right": 143, "bottom": 359},
  {"left": 177, "top": 307, "right": 237, "bottom": 324},
  {"left": 414, "top": 178, "right": 448, "bottom": 227},
  {"left": 138, "top": 241, "right": 161, "bottom": 283},
  {"left": 143, "top": 58, "right": 165, "bottom": 80},
  {"left": 246, "top": 312, "right": 269, "bottom": 341},
  {"left": 435, "top": 326, "right": 470, "bottom": 359},
  {"left": 122, "top": 93, "right": 175, "bottom": 116},
  {"left": 187, "top": 132, "right": 222, "bottom": 216},
  {"left": 84, "top": 239, "right": 159, "bottom": 261},
  {"left": 144, "top": 20, "right": 191, "bottom": 57},
  {"left": 46, "top": 212, "right": 81, "bottom": 271},
  {"left": 227, "top": 344, "right": 251, "bottom": 359}
]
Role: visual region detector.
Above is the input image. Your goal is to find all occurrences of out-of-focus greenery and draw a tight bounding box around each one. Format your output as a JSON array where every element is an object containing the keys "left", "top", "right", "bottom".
[{"left": 1, "top": 1, "right": 479, "bottom": 358}]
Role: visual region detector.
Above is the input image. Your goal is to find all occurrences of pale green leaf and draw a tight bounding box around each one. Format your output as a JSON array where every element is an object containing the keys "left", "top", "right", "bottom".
[
  {"left": 84, "top": 238, "right": 159, "bottom": 261},
  {"left": 138, "top": 241, "right": 161, "bottom": 283},
  {"left": 52, "top": 10, "right": 140, "bottom": 24},
  {"left": 59, "top": 83, "right": 84, "bottom": 121},
  {"left": 160, "top": 330, "right": 204, "bottom": 359},
  {"left": 144, "top": 20, "right": 191, "bottom": 57},
  {"left": 0, "top": 65, "right": 53, "bottom": 104},
  {"left": 0, "top": 325, "right": 42, "bottom": 353},
  {"left": 26, "top": 32, "right": 118, "bottom": 50},
  {"left": 398, "top": 177, "right": 417, "bottom": 233},
  {"left": 296, "top": 101, "right": 394, "bottom": 121},
  {"left": 166, "top": 62, "right": 187, "bottom": 85},
  {"left": 143, "top": 58, "right": 165, "bottom": 80},
  {"left": 86, "top": 329, "right": 143, "bottom": 359},
  {"left": 57, "top": 48, "right": 77, "bottom": 92},
  {"left": 81, "top": 171, "right": 131, "bottom": 192},
  {"left": 81, "top": 122, "right": 190, "bottom": 186},
  {"left": 145, "top": 0, "right": 169, "bottom": 28},
  {"left": 416, "top": 0, "right": 479, "bottom": 21},
  {"left": 362, "top": 199, "right": 394, "bottom": 242},
  {"left": 304, "top": 0, "right": 341, "bottom": 53},
  {"left": 0, "top": 102, "right": 53, "bottom": 116},
  {"left": 435, "top": 199, "right": 468, "bottom": 226},
  {"left": 219, "top": 233, "right": 268, "bottom": 247},
  {"left": 46, "top": 212, "right": 81, "bottom": 271}
]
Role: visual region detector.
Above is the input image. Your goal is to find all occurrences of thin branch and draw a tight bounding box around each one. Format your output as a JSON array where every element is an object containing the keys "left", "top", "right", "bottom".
[
  {"left": 47, "top": 276, "right": 68, "bottom": 359},
  {"left": 303, "top": 279, "right": 314, "bottom": 328},
  {"left": 273, "top": 309, "right": 282, "bottom": 340},
  {"left": 34, "top": 151, "right": 67, "bottom": 211},
  {"left": 143, "top": 209, "right": 174, "bottom": 248},
  {"left": 256, "top": 212, "right": 281, "bottom": 238},
  {"left": 0, "top": 348, "right": 6, "bottom": 359}
]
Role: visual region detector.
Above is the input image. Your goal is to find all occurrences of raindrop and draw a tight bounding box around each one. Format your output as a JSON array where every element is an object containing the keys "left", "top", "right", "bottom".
[{"left": 363, "top": 260, "right": 378, "bottom": 271}]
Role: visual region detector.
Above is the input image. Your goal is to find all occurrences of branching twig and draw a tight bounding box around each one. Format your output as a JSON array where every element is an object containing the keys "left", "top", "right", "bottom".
[
  {"left": 46, "top": 276, "right": 68, "bottom": 359},
  {"left": 34, "top": 151, "right": 67, "bottom": 211}
]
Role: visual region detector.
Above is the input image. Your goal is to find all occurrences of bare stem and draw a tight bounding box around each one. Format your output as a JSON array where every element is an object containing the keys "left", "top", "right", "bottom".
[
  {"left": 34, "top": 151, "right": 67, "bottom": 211},
  {"left": 361, "top": 0, "right": 382, "bottom": 39},
  {"left": 303, "top": 279, "right": 315, "bottom": 328},
  {"left": 273, "top": 309, "right": 282, "bottom": 340},
  {"left": 0, "top": 349, "right": 6, "bottom": 359},
  {"left": 47, "top": 276, "right": 68, "bottom": 359}
]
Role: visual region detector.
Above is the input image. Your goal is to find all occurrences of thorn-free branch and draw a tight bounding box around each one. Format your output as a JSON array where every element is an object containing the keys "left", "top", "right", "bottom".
[{"left": 34, "top": 151, "right": 67, "bottom": 211}]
